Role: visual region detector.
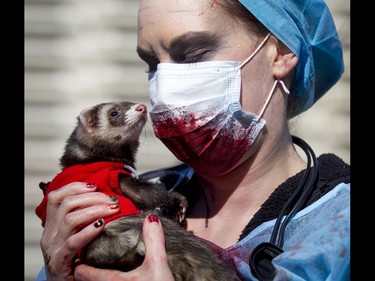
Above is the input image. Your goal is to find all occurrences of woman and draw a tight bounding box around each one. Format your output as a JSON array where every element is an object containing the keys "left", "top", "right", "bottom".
[{"left": 36, "top": 0, "right": 350, "bottom": 280}]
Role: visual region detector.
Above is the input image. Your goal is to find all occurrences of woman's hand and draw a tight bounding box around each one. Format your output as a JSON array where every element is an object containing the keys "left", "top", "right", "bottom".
[
  {"left": 40, "top": 182, "right": 121, "bottom": 281},
  {"left": 74, "top": 214, "right": 175, "bottom": 281}
]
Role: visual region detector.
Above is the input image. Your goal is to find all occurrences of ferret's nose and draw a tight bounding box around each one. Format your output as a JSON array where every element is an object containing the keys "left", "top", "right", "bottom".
[{"left": 135, "top": 104, "right": 147, "bottom": 113}]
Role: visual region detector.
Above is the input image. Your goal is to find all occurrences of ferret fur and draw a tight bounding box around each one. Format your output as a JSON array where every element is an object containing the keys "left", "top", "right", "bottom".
[{"left": 40, "top": 101, "right": 240, "bottom": 281}]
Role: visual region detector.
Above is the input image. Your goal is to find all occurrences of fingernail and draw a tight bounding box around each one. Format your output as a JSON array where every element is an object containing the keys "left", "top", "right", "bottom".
[
  {"left": 108, "top": 203, "right": 120, "bottom": 209},
  {"left": 86, "top": 183, "right": 96, "bottom": 188},
  {"left": 147, "top": 214, "right": 159, "bottom": 223},
  {"left": 152, "top": 207, "right": 162, "bottom": 216},
  {"left": 74, "top": 259, "right": 82, "bottom": 267},
  {"left": 94, "top": 218, "right": 104, "bottom": 228},
  {"left": 108, "top": 196, "right": 118, "bottom": 202}
]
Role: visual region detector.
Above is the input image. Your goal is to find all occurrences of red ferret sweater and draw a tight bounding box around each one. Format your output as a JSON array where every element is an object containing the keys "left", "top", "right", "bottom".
[{"left": 35, "top": 161, "right": 141, "bottom": 228}]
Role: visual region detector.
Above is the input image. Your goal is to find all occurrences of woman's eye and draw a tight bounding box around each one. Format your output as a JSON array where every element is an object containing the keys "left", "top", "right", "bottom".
[
  {"left": 184, "top": 56, "right": 200, "bottom": 64},
  {"left": 178, "top": 50, "right": 212, "bottom": 64}
]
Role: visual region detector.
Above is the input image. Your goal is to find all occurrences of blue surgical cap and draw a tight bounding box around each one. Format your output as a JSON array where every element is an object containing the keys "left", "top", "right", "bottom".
[{"left": 239, "top": 0, "right": 344, "bottom": 117}]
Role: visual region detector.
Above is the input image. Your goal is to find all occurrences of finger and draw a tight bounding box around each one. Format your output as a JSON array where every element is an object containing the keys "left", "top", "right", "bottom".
[
  {"left": 63, "top": 218, "right": 107, "bottom": 258},
  {"left": 142, "top": 215, "right": 174, "bottom": 280},
  {"left": 143, "top": 215, "right": 167, "bottom": 260},
  {"left": 41, "top": 183, "right": 100, "bottom": 255},
  {"left": 45, "top": 183, "right": 118, "bottom": 232},
  {"left": 41, "top": 183, "right": 120, "bottom": 255},
  {"left": 44, "top": 182, "right": 99, "bottom": 229},
  {"left": 74, "top": 263, "right": 127, "bottom": 281},
  {"left": 74, "top": 216, "right": 175, "bottom": 281},
  {"left": 43, "top": 186, "right": 119, "bottom": 246},
  {"left": 54, "top": 202, "right": 120, "bottom": 245},
  {"left": 45, "top": 218, "right": 107, "bottom": 278}
]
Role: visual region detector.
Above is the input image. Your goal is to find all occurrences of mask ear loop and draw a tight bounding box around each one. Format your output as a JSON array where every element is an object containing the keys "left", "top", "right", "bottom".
[
  {"left": 236, "top": 33, "right": 272, "bottom": 71},
  {"left": 256, "top": 79, "right": 290, "bottom": 121}
]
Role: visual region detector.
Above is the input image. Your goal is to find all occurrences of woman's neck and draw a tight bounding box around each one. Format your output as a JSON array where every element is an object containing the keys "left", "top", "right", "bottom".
[{"left": 185, "top": 133, "right": 307, "bottom": 248}]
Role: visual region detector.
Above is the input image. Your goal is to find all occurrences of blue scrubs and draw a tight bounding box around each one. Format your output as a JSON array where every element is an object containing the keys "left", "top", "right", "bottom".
[{"left": 227, "top": 183, "right": 350, "bottom": 280}]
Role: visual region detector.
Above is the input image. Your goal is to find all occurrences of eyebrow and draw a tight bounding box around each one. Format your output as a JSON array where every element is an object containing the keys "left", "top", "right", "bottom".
[
  {"left": 137, "top": 31, "right": 220, "bottom": 60},
  {"left": 167, "top": 31, "right": 220, "bottom": 57}
]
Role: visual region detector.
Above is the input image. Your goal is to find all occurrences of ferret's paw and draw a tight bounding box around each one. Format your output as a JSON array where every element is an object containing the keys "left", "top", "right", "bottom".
[
  {"left": 39, "top": 181, "right": 51, "bottom": 195},
  {"left": 177, "top": 195, "right": 188, "bottom": 223},
  {"left": 152, "top": 207, "right": 162, "bottom": 216}
]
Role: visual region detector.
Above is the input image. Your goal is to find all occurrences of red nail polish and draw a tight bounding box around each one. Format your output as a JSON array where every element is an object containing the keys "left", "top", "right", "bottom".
[
  {"left": 86, "top": 183, "right": 96, "bottom": 188},
  {"left": 108, "top": 203, "right": 120, "bottom": 209},
  {"left": 148, "top": 215, "right": 159, "bottom": 223}
]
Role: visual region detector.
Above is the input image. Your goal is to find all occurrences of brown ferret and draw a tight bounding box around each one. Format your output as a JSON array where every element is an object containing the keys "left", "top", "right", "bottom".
[{"left": 36, "top": 101, "right": 240, "bottom": 281}]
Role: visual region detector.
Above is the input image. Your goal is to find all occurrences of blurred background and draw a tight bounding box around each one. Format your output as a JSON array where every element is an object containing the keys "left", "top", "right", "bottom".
[{"left": 24, "top": 0, "right": 350, "bottom": 280}]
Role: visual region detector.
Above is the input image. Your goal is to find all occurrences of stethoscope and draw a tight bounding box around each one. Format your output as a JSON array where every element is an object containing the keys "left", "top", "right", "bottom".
[
  {"left": 249, "top": 135, "right": 319, "bottom": 280},
  {"left": 139, "top": 135, "right": 319, "bottom": 281}
]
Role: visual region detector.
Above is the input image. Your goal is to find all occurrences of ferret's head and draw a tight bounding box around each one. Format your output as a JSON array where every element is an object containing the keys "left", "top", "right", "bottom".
[{"left": 60, "top": 101, "right": 148, "bottom": 168}]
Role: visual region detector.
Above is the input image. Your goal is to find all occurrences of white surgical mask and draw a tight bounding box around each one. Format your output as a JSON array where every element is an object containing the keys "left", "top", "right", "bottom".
[{"left": 148, "top": 33, "right": 289, "bottom": 176}]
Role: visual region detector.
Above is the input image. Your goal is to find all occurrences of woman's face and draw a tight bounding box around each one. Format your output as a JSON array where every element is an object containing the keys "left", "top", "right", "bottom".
[
  {"left": 136, "top": 0, "right": 284, "bottom": 176},
  {"left": 137, "top": 0, "right": 274, "bottom": 115}
]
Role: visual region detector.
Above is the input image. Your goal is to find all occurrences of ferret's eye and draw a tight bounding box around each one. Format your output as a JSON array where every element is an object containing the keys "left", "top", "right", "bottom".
[{"left": 111, "top": 111, "right": 119, "bottom": 117}]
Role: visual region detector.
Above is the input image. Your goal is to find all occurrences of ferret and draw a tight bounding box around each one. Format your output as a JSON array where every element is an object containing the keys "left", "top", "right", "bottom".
[{"left": 36, "top": 101, "right": 240, "bottom": 281}]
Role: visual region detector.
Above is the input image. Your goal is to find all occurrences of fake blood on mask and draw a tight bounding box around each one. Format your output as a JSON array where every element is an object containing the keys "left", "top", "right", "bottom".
[{"left": 152, "top": 111, "right": 252, "bottom": 176}]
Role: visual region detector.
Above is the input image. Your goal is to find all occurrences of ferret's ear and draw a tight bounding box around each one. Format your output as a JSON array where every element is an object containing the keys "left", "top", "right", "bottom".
[{"left": 78, "top": 106, "right": 98, "bottom": 133}]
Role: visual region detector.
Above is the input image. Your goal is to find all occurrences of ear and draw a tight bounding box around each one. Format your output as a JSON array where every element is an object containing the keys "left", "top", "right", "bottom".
[
  {"left": 78, "top": 106, "right": 98, "bottom": 134},
  {"left": 272, "top": 45, "right": 298, "bottom": 79}
]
